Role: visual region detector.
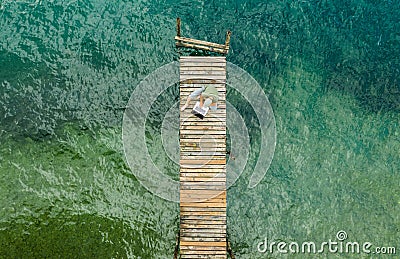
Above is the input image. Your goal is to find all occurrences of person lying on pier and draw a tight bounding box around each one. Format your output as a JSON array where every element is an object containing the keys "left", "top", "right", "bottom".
[{"left": 180, "top": 85, "right": 219, "bottom": 112}]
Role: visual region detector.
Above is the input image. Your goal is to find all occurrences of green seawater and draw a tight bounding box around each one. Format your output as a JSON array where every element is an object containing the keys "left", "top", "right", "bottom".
[{"left": 0, "top": 0, "right": 399, "bottom": 258}]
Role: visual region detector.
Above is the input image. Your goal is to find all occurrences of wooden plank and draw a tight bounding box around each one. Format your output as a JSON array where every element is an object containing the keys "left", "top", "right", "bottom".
[
  {"left": 180, "top": 160, "right": 225, "bottom": 166},
  {"left": 180, "top": 202, "right": 226, "bottom": 207},
  {"left": 180, "top": 223, "right": 226, "bottom": 229},
  {"left": 180, "top": 187, "right": 226, "bottom": 192},
  {"left": 180, "top": 87, "right": 225, "bottom": 92},
  {"left": 179, "top": 144, "right": 225, "bottom": 149},
  {"left": 180, "top": 92, "right": 226, "bottom": 99},
  {"left": 180, "top": 151, "right": 226, "bottom": 156},
  {"left": 180, "top": 89, "right": 226, "bottom": 93},
  {"left": 180, "top": 180, "right": 226, "bottom": 184},
  {"left": 180, "top": 155, "right": 228, "bottom": 160},
  {"left": 180, "top": 140, "right": 225, "bottom": 144},
  {"left": 180, "top": 185, "right": 226, "bottom": 191},
  {"left": 180, "top": 130, "right": 226, "bottom": 135},
  {"left": 180, "top": 255, "right": 226, "bottom": 259},
  {"left": 180, "top": 230, "right": 226, "bottom": 235},
  {"left": 179, "top": 121, "right": 226, "bottom": 126},
  {"left": 180, "top": 56, "right": 225, "bottom": 59},
  {"left": 180, "top": 256, "right": 225, "bottom": 259},
  {"left": 180, "top": 126, "right": 226, "bottom": 132},
  {"left": 181, "top": 213, "right": 226, "bottom": 219},
  {"left": 180, "top": 138, "right": 225, "bottom": 142},
  {"left": 180, "top": 186, "right": 226, "bottom": 192},
  {"left": 179, "top": 127, "right": 226, "bottom": 132},
  {"left": 180, "top": 154, "right": 226, "bottom": 159},
  {"left": 180, "top": 173, "right": 226, "bottom": 177},
  {"left": 180, "top": 137, "right": 226, "bottom": 142},
  {"left": 179, "top": 56, "right": 226, "bottom": 64},
  {"left": 180, "top": 61, "right": 226, "bottom": 67},
  {"left": 181, "top": 140, "right": 226, "bottom": 144},
  {"left": 180, "top": 245, "right": 226, "bottom": 250},
  {"left": 180, "top": 191, "right": 226, "bottom": 198},
  {"left": 181, "top": 155, "right": 225, "bottom": 159},
  {"left": 180, "top": 237, "right": 226, "bottom": 244},
  {"left": 180, "top": 85, "right": 224, "bottom": 90},
  {"left": 180, "top": 134, "right": 226, "bottom": 138},
  {"left": 180, "top": 165, "right": 226, "bottom": 170},
  {"left": 180, "top": 70, "right": 226, "bottom": 76},
  {"left": 180, "top": 211, "right": 226, "bottom": 216},
  {"left": 180, "top": 154, "right": 226, "bottom": 158},
  {"left": 180, "top": 195, "right": 226, "bottom": 202},
  {"left": 180, "top": 248, "right": 227, "bottom": 254},
  {"left": 180, "top": 207, "right": 226, "bottom": 212},
  {"left": 176, "top": 41, "right": 227, "bottom": 54},
  {"left": 180, "top": 146, "right": 226, "bottom": 151},
  {"left": 176, "top": 37, "right": 227, "bottom": 49},
  {"left": 182, "top": 194, "right": 226, "bottom": 201},
  {"left": 181, "top": 82, "right": 226, "bottom": 87},
  {"left": 180, "top": 118, "right": 226, "bottom": 123},
  {"left": 180, "top": 228, "right": 226, "bottom": 234},
  {"left": 180, "top": 103, "right": 224, "bottom": 109},
  {"left": 180, "top": 79, "right": 226, "bottom": 84},
  {"left": 180, "top": 97, "right": 225, "bottom": 103},
  {"left": 180, "top": 148, "right": 226, "bottom": 153},
  {"left": 180, "top": 189, "right": 226, "bottom": 194},
  {"left": 181, "top": 212, "right": 226, "bottom": 217},
  {"left": 180, "top": 181, "right": 225, "bottom": 186},
  {"left": 180, "top": 166, "right": 226, "bottom": 171},
  {"left": 180, "top": 198, "right": 226, "bottom": 204},
  {"left": 180, "top": 182, "right": 226, "bottom": 187},
  {"left": 180, "top": 177, "right": 226, "bottom": 182},
  {"left": 180, "top": 196, "right": 225, "bottom": 202},
  {"left": 180, "top": 241, "right": 226, "bottom": 247},
  {"left": 180, "top": 171, "right": 226, "bottom": 175},
  {"left": 181, "top": 254, "right": 226, "bottom": 258},
  {"left": 180, "top": 117, "right": 226, "bottom": 121},
  {"left": 180, "top": 125, "right": 226, "bottom": 130},
  {"left": 180, "top": 178, "right": 225, "bottom": 183},
  {"left": 180, "top": 74, "right": 226, "bottom": 80},
  {"left": 180, "top": 184, "right": 226, "bottom": 190},
  {"left": 181, "top": 256, "right": 226, "bottom": 259},
  {"left": 180, "top": 66, "right": 226, "bottom": 71},
  {"left": 181, "top": 218, "right": 226, "bottom": 224},
  {"left": 180, "top": 145, "right": 226, "bottom": 149}
]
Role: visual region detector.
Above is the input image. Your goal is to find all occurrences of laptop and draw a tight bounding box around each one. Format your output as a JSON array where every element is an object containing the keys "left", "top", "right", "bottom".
[{"left": 191, "top": 101, "right": 209, "bottom": 119}]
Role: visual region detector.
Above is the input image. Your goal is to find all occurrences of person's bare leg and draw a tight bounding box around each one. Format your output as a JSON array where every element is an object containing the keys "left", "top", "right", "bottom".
[
  {"left": 199, "top": 94, "right": 204, "bottom": 108},
  {"left": 180, "top": 96, "right": 191, "bottom": 111}
]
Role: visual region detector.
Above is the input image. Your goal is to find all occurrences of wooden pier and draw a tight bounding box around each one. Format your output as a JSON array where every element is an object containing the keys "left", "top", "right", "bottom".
[
  {"left": 179, "top": 56, "right": 227, "bottom": 258},
  {"left": 175, "top": 18, "right": 231, "bottom": 55}
]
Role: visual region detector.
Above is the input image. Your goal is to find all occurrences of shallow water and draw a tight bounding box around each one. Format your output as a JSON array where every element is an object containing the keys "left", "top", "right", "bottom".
[{"left": 0, "top": 0, "right": 399, "bottom": 258}]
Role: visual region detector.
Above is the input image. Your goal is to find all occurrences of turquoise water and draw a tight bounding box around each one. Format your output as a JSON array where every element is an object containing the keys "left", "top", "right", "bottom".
[{"left": 0, "top": 0, "right": 399, "bottom": 258}]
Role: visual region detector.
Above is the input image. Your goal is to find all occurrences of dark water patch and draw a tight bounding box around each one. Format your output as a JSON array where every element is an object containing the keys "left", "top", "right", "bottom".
[
  {"left": 0, "top": 212, "right": 158, "bottom": 258},
  {"left": 80, "top": 36, "right": 116, "bottom": 71},
  {"left": 0, "top": 123, "right": 179, "bottom": 257},
  {"left": 298, "top": 0, "right": 400, "bottom": 113}
]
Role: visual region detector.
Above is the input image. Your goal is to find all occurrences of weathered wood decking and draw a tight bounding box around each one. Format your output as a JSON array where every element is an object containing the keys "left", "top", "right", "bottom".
[{"left": 179, "top": 56, "right": 227, "bottom": 258}]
